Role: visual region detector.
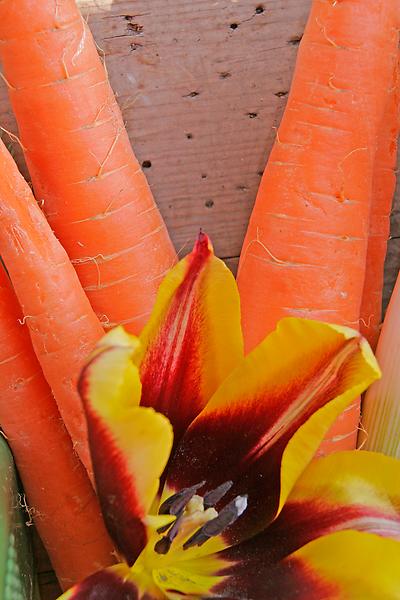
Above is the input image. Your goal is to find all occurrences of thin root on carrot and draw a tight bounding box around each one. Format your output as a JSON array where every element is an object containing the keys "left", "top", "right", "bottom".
[{"left": 0, "top": 126, "right": 27, "bottom": 151}]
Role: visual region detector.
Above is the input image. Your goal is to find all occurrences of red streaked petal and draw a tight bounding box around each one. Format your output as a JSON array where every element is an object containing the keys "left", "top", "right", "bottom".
[
  {"left": 280, "top": 451, "right": 400, "bottom": 543},
  {"left": 203, "top": 451, "right": 400, "bottom": 598},
  {"left": 79, "top": 337, "right": 173, "bottom": 565},
  {"left": 59, "top": 564, "right": 161, "bottom": 600},
  {"left": 138, "top": 232, "right": 243, "bottom": 445},
  {"left": 60, "top": 567, "right": 139, "bottom": 600},
  {"left": 166, "top": 319, "right": 379, "bottom": 546},
  {"left": 207, "top": 531, "right": 400, "bottom": 599},
  {"left": 217, "top": 450, "right": 400, "bottom": 571}
]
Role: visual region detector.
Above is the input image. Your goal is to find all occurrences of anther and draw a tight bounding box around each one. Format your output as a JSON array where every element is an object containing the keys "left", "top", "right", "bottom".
[
  {"left": 154, "top": 536, "right": 172, "bottom": 555},
  {"left": 154, "top": 515, "right": 183, "bottom": 555},
  {"left": 183, "top": 495, "right": 248, "bottom": 550},
  {"left": 158, "top": 481, "right": 206, "bottom": 516},
  {"left": 203, "top": 481, "right": 233, "bottom": 509}
]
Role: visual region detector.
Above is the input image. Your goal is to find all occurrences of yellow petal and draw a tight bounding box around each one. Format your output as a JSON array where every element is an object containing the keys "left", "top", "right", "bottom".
[
  {"left": 293, "top": 531, "right": 400, "bottom": 599},
  {"left": 212, "top": 530, "right": 400, "bottom": 599},
  {"left": 277, "top": 323, "right": 380, "bottom": 513},
  {"left": 153, "top": 565, "right": 225, "bottom": 599},
  {"left": 96, "top": 325, "right": 140, "bottom": 350},
  {"left": 288, "top": 450, "right": 400, "bottom": 519},
  {"left": 167, "top": 318, "right": 380, "bottom": 546},
  {"left": 137, "top": 232, "right": 243, "bottom": 444},
  {"left": 224, "top": 451, "right": 400, "bottom": 574},
  {"left": 79, "top": 343, "right": 173, "bottom": 564},
  {"left": 83, "top": 335, "right": 142, "bottom": 414}
]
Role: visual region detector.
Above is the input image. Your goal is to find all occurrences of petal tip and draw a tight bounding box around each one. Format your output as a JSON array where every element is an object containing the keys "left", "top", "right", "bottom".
[
  {"left": 98, "top": 326, "right": 141, "bottom": 352},
  {"left": 360, "top": 337, "right": 381, "bottom": 380},
  {"left": 194, "top": 230, "right": 213, "bottom": 256}
]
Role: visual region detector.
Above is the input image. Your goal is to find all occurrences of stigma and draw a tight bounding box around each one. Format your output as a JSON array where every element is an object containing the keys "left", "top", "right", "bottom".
[{"left": 154, "top": 481, "right": 247, "bottom": 555}]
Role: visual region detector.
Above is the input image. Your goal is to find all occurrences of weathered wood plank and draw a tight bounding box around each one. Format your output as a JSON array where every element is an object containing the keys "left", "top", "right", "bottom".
[{"left": 85, "top": 0, "right": 312, "bottom": 259}]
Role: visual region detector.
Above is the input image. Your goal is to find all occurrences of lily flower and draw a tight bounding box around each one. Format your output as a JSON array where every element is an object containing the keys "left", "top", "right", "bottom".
[{"left": 60, "top": 233, "right": 400, "bottom": 600}]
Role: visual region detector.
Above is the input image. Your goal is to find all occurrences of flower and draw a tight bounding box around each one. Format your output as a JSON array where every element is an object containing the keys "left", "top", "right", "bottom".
[{"left": 60, "top": 233, "right": 400, "bottom": 600}]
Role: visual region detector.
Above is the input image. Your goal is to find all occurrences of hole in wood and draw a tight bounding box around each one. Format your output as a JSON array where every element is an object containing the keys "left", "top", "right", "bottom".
[
  {"left": 205, "top": 199, "right": 214, "bottom": 208},
  {"left": 142, "top": 160, "right": 152, "bottom": 169},
  {"left": 288, "top": 34, "right": 303, "bottom": 45},
  {"left": 255, "top": 5, "right": 264, "bottom": 13},
  {"left": 275, "top": 91, "right": 288, "bottom": 97},
  {"left": 201, "top": 174, "right": 207, "bottom": 179},
  {"left": 230, "top": 23, "right": 239, "bottom": 30},
  {"left": 127, "top": 23, "right": 144, "bottom": 34},
  {"left": 186, "top": 133, "right": 193, "bottom": 139},
  {"left": 248, "top": 112, "right": 258, "bottom": 119}
]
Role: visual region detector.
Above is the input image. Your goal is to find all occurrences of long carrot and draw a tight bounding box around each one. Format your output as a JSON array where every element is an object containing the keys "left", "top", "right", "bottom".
[
  {"left": 326, "top": 40, "right": 400, "bottom": 456},
  {"left": 0, "top": 267, "right": 114, "bottom": 590},
  {"left": 0, "top": 0, "right": 176, "bottom": 333},
  {"left": 359, "top": 54, "right": 400, "bottom": 349},
  {"left": 237, "top": 0, "right": 398, "bottom": 453},
  {"left": 0, "top": 137, "right": 103, "bottom": 476}
]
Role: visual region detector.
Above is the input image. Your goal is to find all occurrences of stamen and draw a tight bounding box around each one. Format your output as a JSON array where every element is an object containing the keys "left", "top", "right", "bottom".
[
  {"left": 203, "top": 481, "right": 233, "bottom": 509},
  {"left": 156, "top": 522, "right": 174, "bottom": 535},
  {"left": 154, "top": 483, "right": 247, "bottom": 556},
  {"left": 183, "top": 495, "right": 248, "bottom": 550},
  {"left": 154, "top": 514, "right": 183, "bottom": 555},
  {"left": 158, "top": 481, "right": 206, "bottom": 516}
]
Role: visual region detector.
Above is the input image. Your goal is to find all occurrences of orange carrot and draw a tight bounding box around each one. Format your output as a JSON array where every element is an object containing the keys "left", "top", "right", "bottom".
[
  {"left": 0, "top": 266, "right": 114, "bottom": 590},
  {"left": 237, "top": 0, "right": 398, "bottom": 453},
  {"left": 0, "top": 137, "right": 103, "bottom": 476},
  {"left": 359, "top": 54, "right": 400, "bottom": 349},
  {"left": 0, "top": 0, "right": 176, "bottom": 333}
]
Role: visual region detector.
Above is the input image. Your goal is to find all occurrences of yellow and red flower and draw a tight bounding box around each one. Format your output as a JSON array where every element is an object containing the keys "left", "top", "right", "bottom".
[{"left": 60, "top": 233, "right": 400, "bottom": 600}]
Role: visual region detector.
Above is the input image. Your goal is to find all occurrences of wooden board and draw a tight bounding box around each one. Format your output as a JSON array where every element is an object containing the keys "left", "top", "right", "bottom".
[{"left": 0, "top": 1, "right": 398, "bottom": 598}]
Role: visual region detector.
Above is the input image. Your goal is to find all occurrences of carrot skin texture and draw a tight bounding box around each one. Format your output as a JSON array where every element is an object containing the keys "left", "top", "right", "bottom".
[
  {"left": 0, "top": 138, "right": 104, "bottom": 476},
  {"left": 237, "top": 0, "right": 397, "bottom": 452},
  {"left": 0, "top": 268, "right": 114, "bottom": 590},
  {"left": 359, "top": 54, "right": 400, "bottom": 348},
  {"left": 0, "top": 0, "right": 176, "bottom": 332}
]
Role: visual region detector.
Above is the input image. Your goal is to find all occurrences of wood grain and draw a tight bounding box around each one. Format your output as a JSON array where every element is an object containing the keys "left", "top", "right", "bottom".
[{"left": 0, "top": 1, "right": 397, "bottom": 598}]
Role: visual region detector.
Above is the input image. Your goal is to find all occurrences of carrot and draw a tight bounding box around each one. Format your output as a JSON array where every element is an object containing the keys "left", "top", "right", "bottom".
[
  {"left": 359, "top": 54, "right": 400, "bottom": 349},
  {"left": 237, "top": 0, "right": 398, "bottom": 453},
  {"left": 0, "top": 266, "right": 114, "bottom": 590},
  {"left": 0, "top": 137, "right": 104, "bottom": 476},
  {"left": 0, "top": 0, "right": 176, "bottom": 333}
]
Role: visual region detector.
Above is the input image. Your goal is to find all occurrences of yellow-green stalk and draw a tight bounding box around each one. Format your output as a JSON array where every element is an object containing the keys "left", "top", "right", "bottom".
[{"left": 360, "top": 272, "right": 400, "bottom": 457}]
